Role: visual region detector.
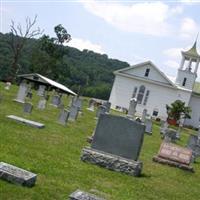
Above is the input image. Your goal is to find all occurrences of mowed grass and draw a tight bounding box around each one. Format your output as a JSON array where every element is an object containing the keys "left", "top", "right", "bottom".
[{"left": 0, "top": 82, "right": 200, "bottom": 200}]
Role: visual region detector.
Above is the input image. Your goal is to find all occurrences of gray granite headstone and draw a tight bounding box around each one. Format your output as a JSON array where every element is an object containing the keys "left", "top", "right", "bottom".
[
  {"left": 69, "top": 105, "right": 79, "bottom": 121},
  {"left": 73, "top": 97, "right": 82, "bottom": 111},
  {"left": 187, "top": 134, "right": 200, "bottom": 162},
  {"left": 145, "top": 118, "right": 153, "bottom": 135},
  {"left": 69, "top": 190, "right": 105, "bottom": 200},
  {"left": 102, "top": 101, "right": 111, "bottom": 113},
  {"left": 141, "top": 109, "right": 147, "bottom": 123},
  {"left": 51, "top": 95, "right": 61, "bottom": 107},
  {"left": 163, "top": 128, "right": 178, "bottom": 143},
  {"left": 0, "top": 162, "right": 37, "bottom": 187},
  {"left": 14, "top": 82, "right": 28, "bottom": 103},
  {"left": 87, "top": 99, "right": 95, "bottom": 112},
  {"left": 92, "top": 114, "right": 145, "bottom": 161},
  {"left": 58, "top": 109, "right": 70, "bottom": 125},
  {"left": 7, "top": 115, "right": 45, "bottom": 128},
  {"left": 127, "top": 98, "right": 137, "bottom": 119},
  {"left": 23, "top": 102, "right": 33, "bottom": 114},
  {"left": 160, "top": 120, "right": 168, "bottom": 135},
  {"left": 96, "top": 105, "right": 107, "bottom": 118},
  {"left": 37, "top": 85, "right": 46, "bottom": 96},
  {"left": 37, "top": 99, "right": 47, "bottom": 110}
]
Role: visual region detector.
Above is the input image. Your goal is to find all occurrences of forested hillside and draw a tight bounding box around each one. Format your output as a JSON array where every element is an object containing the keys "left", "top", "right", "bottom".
[{"left": 0, "top": 32, "right": 130, "bottom": 99}]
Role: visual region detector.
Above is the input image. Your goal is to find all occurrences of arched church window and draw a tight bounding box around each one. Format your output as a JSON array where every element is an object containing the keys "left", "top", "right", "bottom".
[
  {"left": 132, "top": 87, "right": 138, "bottom": 98},
  {"left": 137, "top": 85, "right": 145, "bottom": 104},
  {"left": 182, "top": 78, "right": 187, "bottom": 86},
  {"left": 143, "top": 90, "right": 150, "bottom": 105}
]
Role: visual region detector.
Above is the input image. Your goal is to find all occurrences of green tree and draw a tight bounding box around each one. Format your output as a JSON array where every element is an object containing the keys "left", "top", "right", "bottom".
[
  {"left": 54, "top": 24, "right": 71, "bottom": 45},
  {"left": 166, "top": 100, "right": 191, "bottom": 121}
]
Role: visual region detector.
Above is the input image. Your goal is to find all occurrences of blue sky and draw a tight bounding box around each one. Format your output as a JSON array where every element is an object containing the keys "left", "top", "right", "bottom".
[{"left": 1, "top": 0, "right": 200, "bottom": 81}]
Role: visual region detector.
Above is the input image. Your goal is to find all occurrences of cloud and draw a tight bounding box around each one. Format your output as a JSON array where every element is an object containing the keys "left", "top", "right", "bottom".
[
  {"left": 180, "top": 17, "right": 199, "bottom": 39},
  {"left": 163, "top": 48, "right": 182, "bottom": 60},
  {"left": 82, "top": 1, "right": 183, "bottom": 36},
  {"left": 164, "top": 60, "right": 180, "bottom": 69},
  {"left": 67, "top": 37, "right": 104, "bottom": 54}
]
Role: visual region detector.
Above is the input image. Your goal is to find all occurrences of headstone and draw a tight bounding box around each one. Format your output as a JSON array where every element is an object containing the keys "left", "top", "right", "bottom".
[
  {"left": 4, "top": 82, "right": 11, "bottom": 90},
  {"left": 87, "top": 99, "right": 95, "bottom": 112},
  {"left": 96, "top": 105, "right": 107, "bottom": 118},
  {"left": 37, "top": 85, "right": 46, "bottom": 96},
  {"left": 14, "top": 81, "right": 28, "bottom": 103},
  {"left": 7, "top": 115, "right": 45, "bottom": 128},
  {"left": 51, "top": 95, "right": 61, "bottom": 107},
  {"left": 73, "top": 97, "right": 82, "bottom": 111},
  {"left": 0, "top": 162, "right": 37, "bottom": 187},
  {"left": 81, "top": 114, "right": 145, "bottom": 176},
  {"left": 102, "top": 101, "right": 111, "bottom": 113},
  {"left": 163, "top": 128, "right": 178, "bottom": 143},
  {"left": 69, "top": 190, "right": 105, "bottom": 200},
  {"left": 68, "top": 105, "right": 79, "bottom": 121},
  {"left": 127, "top": 98, "right": 137, "bottom": 119},
  {"left": 160, "top": 120, "right": 168, "bottom": 135},
  {"left": 58, "top": 109, "right": 70, "bottom": 125},
  {"left": 187, "top": 134, "right": 200, "bottom": 162},
  {"left": 141, "top": 109, "right": 147, "bottom": 123},
  {"left": 153, "top": 142, "right": 193, "bottom": 172},
  {"left": 145, "top": 118, "right": 153, "bottom": 135},
  {"left": 37, "top": 98, "right": 47, "bottom": 110},
  {"left": 23, "top": 102, "right": 33, "bottom": 114}
]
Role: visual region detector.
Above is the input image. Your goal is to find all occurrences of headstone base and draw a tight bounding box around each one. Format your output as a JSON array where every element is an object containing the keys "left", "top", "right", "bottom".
[
  {"left": 152, "top": 155, "right": 194, "bottom": 172},
  {"left": 13, "top": 99, "right": 25, "bottom": 104},
  {"left": 81, "top": 147, "right": 142, "bottom": 177},
  {"left": 69, "top": 189, "right": 105, "bottom": 200},
  {"left": 0, "top": 162, "right": 37, "bottom": 187}
]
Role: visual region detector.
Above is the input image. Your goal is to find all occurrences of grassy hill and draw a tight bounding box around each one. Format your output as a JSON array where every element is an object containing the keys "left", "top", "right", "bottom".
[{"left": 0, "top": 82, "right": 200, "bottom": 200}]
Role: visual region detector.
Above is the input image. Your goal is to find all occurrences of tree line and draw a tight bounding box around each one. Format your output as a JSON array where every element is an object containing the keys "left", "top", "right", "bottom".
[{"left": 0, "top": 23, "right": 129, "bottom": 99}]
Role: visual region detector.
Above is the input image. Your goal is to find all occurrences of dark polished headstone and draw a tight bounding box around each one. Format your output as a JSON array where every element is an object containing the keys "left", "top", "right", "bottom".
[{"left": 91, "top": 114, "right": 145, "bottom": 161}]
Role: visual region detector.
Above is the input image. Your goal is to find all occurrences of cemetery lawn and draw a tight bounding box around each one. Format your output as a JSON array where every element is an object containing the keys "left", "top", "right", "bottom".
[{"left": 0, "top": 82, "right": 200, "bottom": 200}]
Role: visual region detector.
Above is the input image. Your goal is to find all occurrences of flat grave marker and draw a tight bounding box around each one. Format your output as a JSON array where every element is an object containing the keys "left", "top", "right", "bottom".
[{"left": 69, "top": 190, "right": 105, "bottom": 200}]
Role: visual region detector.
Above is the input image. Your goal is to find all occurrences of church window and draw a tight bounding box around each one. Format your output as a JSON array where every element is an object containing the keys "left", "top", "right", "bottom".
[
  {"left": 182, "top": 78, "right": 187, "bottom": 86},
  {"left": 137, "top": 85, "right": 145, "bottom": 104},
  {"left": 152, "top": 109, "right": 159, "bottom": 117},
  {"left": 144, "top": 68, "right": 150, "bottom": 77},
  {"left": 132, "top": 87, "right": 138, "bottom": 98},
  {"left": 143, "top": 90, "right": 150, "bottom": 105}
]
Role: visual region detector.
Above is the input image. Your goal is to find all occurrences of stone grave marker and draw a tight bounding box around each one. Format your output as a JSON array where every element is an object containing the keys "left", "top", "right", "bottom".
[
  {"left": 7, "top": 115, "right": 45, "bottom": 128},
  {"left": 87, "top": 99, "right": 95, "bottom": 112},
  {"left": 51, "top": 95, "right": 61, "bottom": 107},
  {"left": 153, "top": 142, "right": 193, "bottom": 172},
  {"left": 160, "top": 120, "right": 169, "bottom": 135},
  {"left": 58, "top": 109, "right": 70, "bottom": 125},
  {"left": 81, "top": 114, "right": 145, "bottom": 176},
  {"left": 0, "top": 162, "right": 37, "bottom": 187},
  {"left": 37, "top": 85, "right": 46, "bottom": 96},
  {"left": 141, "top": 109, "right": 147, "bottom": 123},
  {"left": 4, "top": 82, "right": 11, "bottom": 90},
  {"left": 163, "top": 128, "right": 178, "bottom": 143},
  {"left": 37, "top": 98, "right": 47, "bottom": 110},
  {"left": 13, "top": 81, "right": 28, "bottom": 103},
  {"left": 96, "top": 105, "right": 107, "bottom": 118},
  {"left": 68, "top": 104, "right": 79, "bottom": 121},
  {"left": 127, "top": 98, "right": 137, "bottom": 119},
  {"left": 187, "top": 134, "right": 200, "bottom": 162},
  {"left": 102, "top": 101, "right": 111, "bottom": 113},
  {"left": 73, "top": 97, "right": 82, "bottom": 111},
  {"left": 23, "top": 102, "right": 33, "bottom": 114},
  {"left": 145, "top": 118, "right": 153, "bottom": 135},
  {"left": 69, "top": 189, "right": 105, "bottom": 200}
]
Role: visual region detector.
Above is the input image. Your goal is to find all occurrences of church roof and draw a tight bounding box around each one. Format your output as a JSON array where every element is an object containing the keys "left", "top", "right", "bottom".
[{"left": 182, "top": 40, "right": 200, "bottom": 58}]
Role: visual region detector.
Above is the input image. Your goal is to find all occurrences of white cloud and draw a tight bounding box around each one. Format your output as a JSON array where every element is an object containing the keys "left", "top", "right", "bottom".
[
  {"left": 82, "top": 1, "right": 183, "bottom": 36},
  {"left": 164, "top": 60, "right": 180, "bottom": 69},
  {"left": 67, "top": 37, "right": 104, "bottom": 54},
  {"left": 163, "top": 48, "right": 182, "bottom": 60},
  {"left": 180, "top": 17, "right": 199, "bottom": 39}
]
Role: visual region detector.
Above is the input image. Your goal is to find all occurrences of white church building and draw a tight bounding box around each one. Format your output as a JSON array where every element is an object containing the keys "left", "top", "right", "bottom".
[{"left": 109, "top": 41, "right": 200, "bottom": 128}]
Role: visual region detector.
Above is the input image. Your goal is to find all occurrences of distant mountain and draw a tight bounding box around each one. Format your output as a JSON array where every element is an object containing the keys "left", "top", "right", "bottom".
[{"left": 0, "top": 32, "right": 130, "bottom": 99}]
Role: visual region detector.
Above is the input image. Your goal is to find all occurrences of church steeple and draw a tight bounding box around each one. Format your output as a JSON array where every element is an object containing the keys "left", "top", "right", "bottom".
[{"left": 176, "top": 38, "right": 200, "bottom": 90}]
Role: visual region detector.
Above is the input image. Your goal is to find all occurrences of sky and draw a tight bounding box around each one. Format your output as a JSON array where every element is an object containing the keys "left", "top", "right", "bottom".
[{"left": 1, "top": 0, "right": 200, "bottom": 81}]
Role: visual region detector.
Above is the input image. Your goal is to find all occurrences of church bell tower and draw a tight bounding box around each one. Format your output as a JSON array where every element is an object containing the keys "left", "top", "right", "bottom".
[{"left": 175, "top": 40, "right": 200, "bottom": 90}]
